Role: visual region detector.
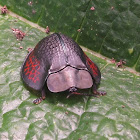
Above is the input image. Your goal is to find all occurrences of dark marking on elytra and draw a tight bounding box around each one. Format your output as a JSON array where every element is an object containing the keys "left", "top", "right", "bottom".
[
  {"left": 23, "top": 52, "right": 41, "bottom": 83},
  {"left": 84, "top": 53, "right": 98, "bottom": 76}
]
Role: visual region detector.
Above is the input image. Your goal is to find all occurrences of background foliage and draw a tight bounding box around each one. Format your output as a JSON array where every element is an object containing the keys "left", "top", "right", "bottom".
[{"left": 0, "top": 0, "right": 140, "bottom": 72}]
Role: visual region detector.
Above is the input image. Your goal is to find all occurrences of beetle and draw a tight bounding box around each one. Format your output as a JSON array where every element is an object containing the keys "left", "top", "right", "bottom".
[{"left": 21, "top": 33, "right": 106, "bottom": 104}]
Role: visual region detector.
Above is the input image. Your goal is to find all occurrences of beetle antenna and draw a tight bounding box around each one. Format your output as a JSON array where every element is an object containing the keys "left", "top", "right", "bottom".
[
  {"left": 67, "top": 92, "right": 95, "bottom": 98},
  {"left": 67, "top": 87, "right": 106, "bottom": 98},
  {"left": 67, "top": 91, "right": 97, "bottom": 98}
]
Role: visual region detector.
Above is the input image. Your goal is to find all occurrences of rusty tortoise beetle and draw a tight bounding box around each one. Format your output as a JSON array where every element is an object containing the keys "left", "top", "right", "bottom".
[{"left": 21, "top": 33, "right": 106, "bottom": 104}]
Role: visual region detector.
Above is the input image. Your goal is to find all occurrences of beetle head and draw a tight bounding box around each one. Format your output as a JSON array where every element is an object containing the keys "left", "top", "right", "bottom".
[
  {"left": 67, "top": 87, "right": 77, "bottom": 98},
  {"left": 69, "top": 86, "right": 77, "bottom": 92}
]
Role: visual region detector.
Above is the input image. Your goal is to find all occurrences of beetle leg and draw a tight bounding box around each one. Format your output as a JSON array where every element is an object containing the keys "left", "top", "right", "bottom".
[
  {"left": 33, "top": 88, "right": 46, "bottom": 104},
  {"left": 92, "top": 84, "right": 107, "bottom": 97}
]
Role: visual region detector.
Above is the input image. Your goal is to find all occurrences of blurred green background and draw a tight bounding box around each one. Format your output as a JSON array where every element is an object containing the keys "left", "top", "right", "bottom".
[{"left": 0, "top": 0, "right": 140, "bottom": 72}]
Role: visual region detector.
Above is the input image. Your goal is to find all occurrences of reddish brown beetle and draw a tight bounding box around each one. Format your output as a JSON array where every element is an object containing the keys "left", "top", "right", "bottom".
[{"left": 21, "top": 33, "right": 106, "bottom": 104}]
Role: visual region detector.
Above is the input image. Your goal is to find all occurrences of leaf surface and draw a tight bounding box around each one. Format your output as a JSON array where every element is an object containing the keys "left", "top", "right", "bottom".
[{"left": 0, "top": 14, "right": 140, "bottom": 140}]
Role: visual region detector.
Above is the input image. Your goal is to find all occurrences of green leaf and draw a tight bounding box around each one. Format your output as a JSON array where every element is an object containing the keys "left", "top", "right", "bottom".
[
  {"left": 0, "top": 0, "right": 140, "bottom": 72},
  {"left": 0, "top": 14, "right": 140, "bottom": 140}
]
